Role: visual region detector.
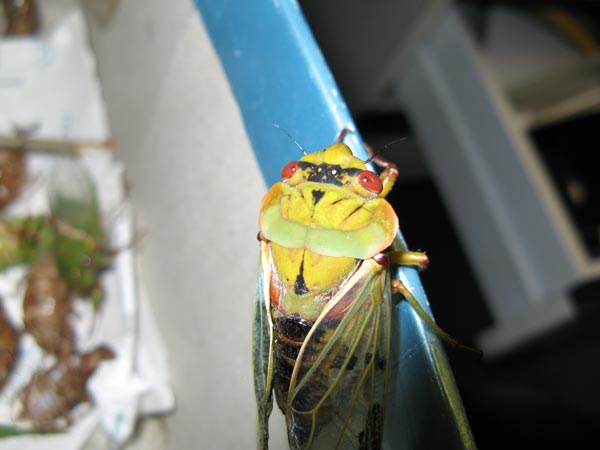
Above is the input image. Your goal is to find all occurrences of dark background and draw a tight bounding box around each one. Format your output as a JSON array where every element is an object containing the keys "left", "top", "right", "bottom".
[{"left": 302, "top": 1, "right": 600, "bottom": 448}]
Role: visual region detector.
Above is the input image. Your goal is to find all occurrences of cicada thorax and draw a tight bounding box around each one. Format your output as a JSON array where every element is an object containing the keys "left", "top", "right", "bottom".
[{"left": 269, "top": 245, "right": 358, "bottom": 319}]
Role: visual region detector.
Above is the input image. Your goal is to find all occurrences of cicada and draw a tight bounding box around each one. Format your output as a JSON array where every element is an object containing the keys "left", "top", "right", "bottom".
[
  {"left": 253, "top": 134, "right": 433, "bottom": 450},
  {"left": 13, "top": 345, "right": 115, "bottom": 431},
  {"left": 23, "top": 254, "right": 73, "bottom": 357},
  {"left": 47, "top": 159, "right": 110, "bottom": 306}
]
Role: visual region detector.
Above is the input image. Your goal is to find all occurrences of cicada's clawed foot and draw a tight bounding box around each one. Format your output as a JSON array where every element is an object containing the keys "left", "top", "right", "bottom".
[
  {"left": 388, "top": 251, "right": 429, "bottom": 270},
  {"left": 336, "top": 128, "right": 354, "bottom": 143},
  {"left": 391, "top": 279, "right": 483, "bottom": 359}
]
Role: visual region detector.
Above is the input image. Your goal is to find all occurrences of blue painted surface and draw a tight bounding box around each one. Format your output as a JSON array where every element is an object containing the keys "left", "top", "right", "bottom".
[
  {"left": 194, "top": 0, "right": 364, "bottom": 187},
  {"left": 193, "top": 1, "right": 475, "bottom": 449}
]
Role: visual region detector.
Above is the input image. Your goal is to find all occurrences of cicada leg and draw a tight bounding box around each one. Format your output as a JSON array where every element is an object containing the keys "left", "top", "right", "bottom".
[
  {"left": 367, "top": 151, "right": 398, "bottom": 199},
  {"left": 388, "top": 250, "right": 482, "bottom": 356},
  {"left": 388, "top": 251, "right": 429, "bottom": 269},
  {"left": 335, "top": 128, "right": 399, "bottom": 199},
  {"left": 335, "top": 127, "right": 353, "bottom": 144}
]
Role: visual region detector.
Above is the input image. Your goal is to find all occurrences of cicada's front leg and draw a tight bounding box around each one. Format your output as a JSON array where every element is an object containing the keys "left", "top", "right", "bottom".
[
  {"left": 335, "top": 128, "right": 399, "bottom": 199},
  {"left": 369, "top": 153, "right": 398, "bottom": 199},
  {"left": 388, "top": 250, "right": 481, "bottom": 355},
  {"left": 388, "top": 250, "right": 429, "bottom": 269}
]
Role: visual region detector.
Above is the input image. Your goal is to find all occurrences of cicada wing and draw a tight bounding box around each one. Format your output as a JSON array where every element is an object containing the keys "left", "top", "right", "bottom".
[
  {"left": 253, "top": 241, "right": 275, "bottom": 450},
  {"left": 48, "top": 158, "right": 102, "bottom": 236},
  {"left": 287, "top": 260, "right": 392, "bottom": 450}
]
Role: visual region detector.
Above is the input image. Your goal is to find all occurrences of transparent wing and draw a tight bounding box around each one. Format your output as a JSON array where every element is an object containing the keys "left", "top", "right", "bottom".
[
  {"left": 48, "top": 158, "right": 101, "bottom": 237},
  {"left": 253, "top": 241, "right": 274, "bottom": 450},
  {"left": 287, "top": 259, "right": 392, "bottom": 450}
]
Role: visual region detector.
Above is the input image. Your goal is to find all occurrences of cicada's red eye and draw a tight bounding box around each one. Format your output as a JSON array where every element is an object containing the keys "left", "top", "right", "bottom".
[
  {"left": 281, "top": 161, "right": 299, "bottom": 179},
  {"left": 358, "top": 170, "right": 383, "bottom": 193}
]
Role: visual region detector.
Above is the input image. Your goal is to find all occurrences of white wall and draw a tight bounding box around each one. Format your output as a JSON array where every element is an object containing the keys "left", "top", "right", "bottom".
[{"left": 85, "top": 1, "right": 286, "bottom": 448}]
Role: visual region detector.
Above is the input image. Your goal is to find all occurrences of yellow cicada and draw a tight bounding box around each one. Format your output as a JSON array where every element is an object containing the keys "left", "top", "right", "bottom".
[{"left": 253, "top": 133, "right": 437, "bottom": 450}]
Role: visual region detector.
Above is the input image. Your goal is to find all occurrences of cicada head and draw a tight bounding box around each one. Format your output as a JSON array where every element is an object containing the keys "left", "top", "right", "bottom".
[{"left": 280, "top": 143, "right": 384, "bottom": 199}]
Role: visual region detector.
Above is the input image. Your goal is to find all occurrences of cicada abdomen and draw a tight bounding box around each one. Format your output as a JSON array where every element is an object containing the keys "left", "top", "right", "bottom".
[
  {"left": 282, "top": 255, "right": 392, "bottom": 450},
  {"left": 274, "top": 309, "right": 390, "bottom": 450}
]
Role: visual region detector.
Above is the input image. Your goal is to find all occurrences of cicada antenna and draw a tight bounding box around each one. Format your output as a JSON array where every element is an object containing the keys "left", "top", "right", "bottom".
[
  {"left": 273, "top": 124, "right": 307, "bottom": 155},
  {"left": 364, "top": 136, "right": 409, "bottom": 164}
]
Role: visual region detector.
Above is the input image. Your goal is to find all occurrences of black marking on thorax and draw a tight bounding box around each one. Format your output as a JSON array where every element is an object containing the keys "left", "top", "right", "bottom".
[
  {"left": 312, "top": 189, "right": 325, "bottom": 205},
  {"left": 298, "top": 161, "right": 362, "bottom": 186},
  {"left": 294, "top": 259, "right": 309, "bottom": 295}
]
